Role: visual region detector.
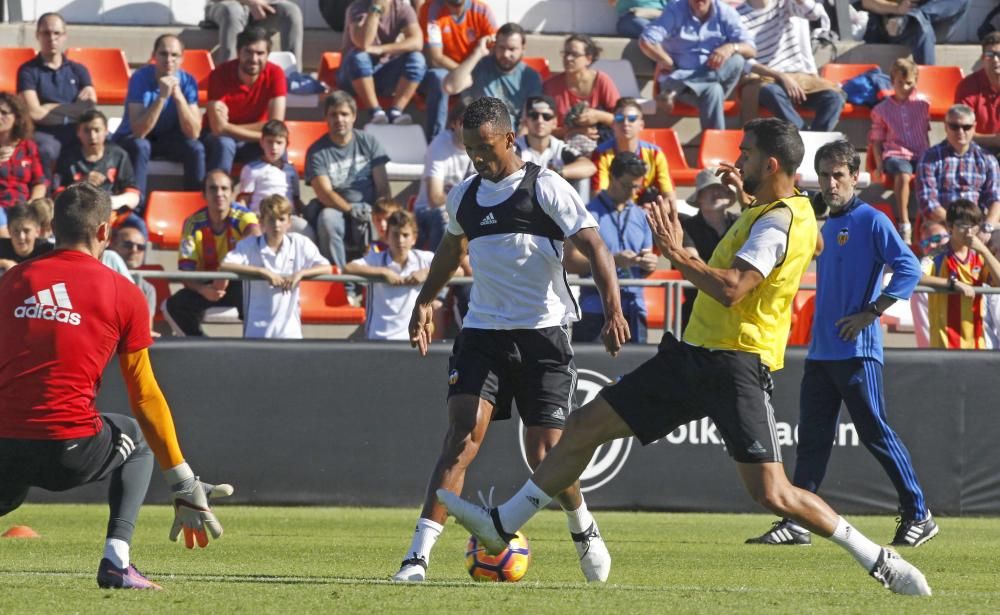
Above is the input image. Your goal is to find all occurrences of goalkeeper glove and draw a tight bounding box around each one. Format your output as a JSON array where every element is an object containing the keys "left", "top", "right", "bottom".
[{"left": 164, "top": 462, "right": 234, "bottom": 549}]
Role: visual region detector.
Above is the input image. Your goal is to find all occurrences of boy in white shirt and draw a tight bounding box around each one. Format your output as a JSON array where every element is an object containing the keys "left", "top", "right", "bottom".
[
  {"left": 344, "top": 210, "right": 443, "bottom": 340},
  {"left": 221, "top": 195, "right": 331, "bottom": 339}
]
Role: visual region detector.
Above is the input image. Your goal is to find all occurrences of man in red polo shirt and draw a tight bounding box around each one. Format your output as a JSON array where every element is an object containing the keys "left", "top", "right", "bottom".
[
  {"left": 956, "top": 31, "right": 1000, "bottom": 156},
  {"left": 203, "top": 26, "right": 287, "bottom": 173},
  {"left": 0, "top": 183, "right": 232, "bottom": 590}
]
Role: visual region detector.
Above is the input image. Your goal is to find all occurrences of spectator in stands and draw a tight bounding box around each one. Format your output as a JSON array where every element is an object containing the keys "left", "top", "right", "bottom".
[
  {"left": 918, "top": 198, "right": 1000, "bottom": 349},
  {"left": 515, "top": 95, "right": 597, "bottom": 184},
  {"left": 113, "top": 34, "right": 205, "bottom": 198},
  {"left": 303, "top": 91, "right": 391, "bottom": 276},
  {"left": 345, "top": 209, "right": 440, "bottom": 340},
  {"left": 852, "top": 0, "right": 968, "bottom": 66},
  {"left": 610, "top": 0, "right": 668, "bottom": 38},
  {"left": 339, "top": 0, "right": 426, "bottom": 126},
  {"left": 110, "top": 223, "right": 157, "bottom": 324},
  {"left": 163, "top": 169, "right": 260, "bottom": 336},
  {"left": 205, "top": 0, "right": 303, "bottom": 71},
  {"left": 418, "top": 0, "right": 499, "bottom": 140},
  {"left": 910, "top": 219, "right": 949, "bottom": 348},
  {"left": 680, "top": 167, "right": 739, "bottom": 326},
  {"left": 443, "top": 22, "right": 543, "bottom": 130},
  {"left": 544, "top": 34, "right": 620, "bottom": 154},
  {"left": 0, "top": 202, "right": 52, "bottom": 273},
  {"left": 203, "top": 26, "right": 288, "bottom": 174},
  {"left": 370, "top": 197, "right": 403, "bottom": 248},
  {"left": 591, "top": 97, "right": 675, "bottom": 205},
  {"left": 737, "top": 0, "right": 843, "bottom": 132},
  {"left": 955, "top": 31, "right": 1000, "bottom": 156},
  {"left": 870, "top": 58, "right": 930, "bottom": 244},
  {"left": 221, "top": 194, "right": 330, "bottom": 339},
  {"left": 640, "top": 0, "right": 756, "bottom": 131},
  {"left": 984, "top": 230, "right": 1000, "bottom": 349},
  {"left": 17, "top": 12, "right": 96, "bottom": 173},
  {"left": 235, "top": 119, "right": 301, "bottom": 215},
  {"left": 917, "top": 104, "right": 1000, "bottom": 229},
  {"left": 414, "top": 100, "right": 471, "bottom": 250},
  {"left": 0, "top": 93, "right": 48, "bottom": 210},
  {"left": 55, "top": 110, "right": 145, "bottom": 236},
  {"left": 567, "top": 151, "right": 656, "bottom": 344}
]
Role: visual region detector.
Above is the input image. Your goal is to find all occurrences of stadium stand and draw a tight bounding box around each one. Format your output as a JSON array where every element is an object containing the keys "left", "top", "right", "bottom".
[
  {"left": 285, "top": 120, "right": 328, "bottom": 175},
  {"left": 639, "top": 128, "right": 698, "bottom": 186},
  {"left": 0, "top": 47, "right": 35, "bottom": 93},
  {"left": 522, "top": 56, "right": 551, "bottom": 81},
  {"left": 181, "top": 48, "right": 214, "bottom": 105},
  {"left": 317, "top": 51, "right": 342, "bottom": 90},
  {"left": 916, "top": 64, "right": 965, "bottom": 120},
  {"left": 643, "top": 269, "right": 684, "bottom": 331},
  {"left": 65, "top": 47, "right": 130, "bottom": 104},
  {"left": 299, "top": 276, "right": 366, "bottom": 325},
  {"left": 137, "top": 264, "right": 170, "bottom": 323},
  {"left": 145, "top": 190, "right": 206, "bottom": 250},
  {"left": 818, "top": 63, "right": 881, "bottom": 119},
  {"left": 364, "top": 124, "right": 427, "bottom": 182},
  {"left": 697, "top": 129, "right": 743, "bottom": 169}
]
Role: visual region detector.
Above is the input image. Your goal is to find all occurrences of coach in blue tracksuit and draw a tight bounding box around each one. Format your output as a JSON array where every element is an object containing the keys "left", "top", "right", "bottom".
[{"left": 747, "top": 140, "right": 938, "bottom": 549}]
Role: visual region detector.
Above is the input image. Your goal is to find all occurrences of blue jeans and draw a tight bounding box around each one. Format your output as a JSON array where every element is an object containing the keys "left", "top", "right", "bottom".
[
  {"left": 34, "top": 124, "right": 78, "bottom": 177},
  {"left": 616, "top": 12, "right": 652, "bottom": 38},
  {"left": 758, "top": 84, "right": 845, "bottom": 132},
  {"left": 419, "top": 67, "right": 450, "bottom": 141},
  {"left": 663, "top": 54, "right": 745, "bottom": 130},
  {"left": 115, "top": 132, "right": 206, "bottom": 200},
  {"left": 865, "top": 0, "right": 968, "bottom": 65},
  {"left": 337, "top": 50, "right": 427, "bottom": 100},
  {"left": 201, "top": 134, "right": 263, "bottom": 175}
]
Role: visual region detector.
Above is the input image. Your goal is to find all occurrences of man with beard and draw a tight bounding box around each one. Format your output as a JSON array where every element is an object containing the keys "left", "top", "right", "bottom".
[{"left": 440, "top": 118, "right": 934, "bottom": 596}]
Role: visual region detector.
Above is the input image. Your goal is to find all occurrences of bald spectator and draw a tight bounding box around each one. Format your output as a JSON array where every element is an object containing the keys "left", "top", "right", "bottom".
[
  {"left": 17, "top": 12, "right": 96, "bottom": 174},
  {"left": 339, "top": 0, "right": 426, "bottom": 126},
  {"left": 202, "top": 26, "right": 287, "bottom": 174},
  {"left": 640, "top": 0, "right": 756, "bottom": 131},
  {"left": 443, "top": 22, "right": 543, "bottom": 130},
  {"left": 113, "top": 34, "right": 205, "bottom": 196},
  {"left": 956, "top": 32, "right": 1000, "bottom": 156},
  {"left": 205, "top": 0, "right": 303, "bottom": 71},
  {"left": 916, "top": 104, "right": 1000, "bottom": 230},
  {"left": 418, "top": 0, "right": 499, "bottom": 140}
]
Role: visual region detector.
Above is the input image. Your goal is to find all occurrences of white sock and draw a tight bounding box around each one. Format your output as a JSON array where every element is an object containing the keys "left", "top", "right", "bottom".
[
  {"left": 404, "top": 518, "right": 443, "bottom": 565},
  {"left": 828, "top": 517, "right": 882, "bottom": 570},
  {"left": 564, "top": 499, "right": 595, "bottom": 534},
  {"left": 497, "top": 479, "right": 552, "bottom": 534},
  {"left": 103, "top": 538, "right": 130, "bottom": 568}
]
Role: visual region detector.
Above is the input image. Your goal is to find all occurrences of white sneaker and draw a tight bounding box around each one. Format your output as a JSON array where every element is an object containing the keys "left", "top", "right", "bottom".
[
  {"left": 869, "top": 547, "right": 932, "bottom": 596},
  {"left": 369, "top": 109, "right": 388, "bottom": 125},
  {"left": 391, "top": 556, "right": 427, "bottom": 582},
  {"left": 572, "top": 522, "right": 611, "bottom": 582},
  {"left": 389, "top": 111, "right": 413, "bottom": 125},
  {"left": 436, "top": 489, "right": 509, "bottom": 555}
]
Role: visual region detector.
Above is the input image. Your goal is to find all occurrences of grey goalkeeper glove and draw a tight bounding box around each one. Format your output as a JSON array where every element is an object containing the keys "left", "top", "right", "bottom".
[{"left": 164, "top": 462, "right": 234, "bottom": 549}]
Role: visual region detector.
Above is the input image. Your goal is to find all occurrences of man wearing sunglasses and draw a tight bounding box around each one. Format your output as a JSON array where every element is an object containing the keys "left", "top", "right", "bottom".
[
  {"left": 111, "top": 223, "right": 156, "bottom": 325},
  {"left": 916, "top": 104, "right": 1000, "bottom": 234},
  {"left": 515, "top": 95, "right": 596, "bottom": 183},
  {"left": 955, "top": 31, "right": 1000, "bottom": 156},
  {"left": 592, "top": 97, "right": 675, "bottom": 206}
]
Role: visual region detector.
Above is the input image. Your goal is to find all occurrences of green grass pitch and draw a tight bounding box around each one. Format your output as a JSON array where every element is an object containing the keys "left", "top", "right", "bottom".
[{"left": 1, "top": 505, "right": 998, "bottom": 613}]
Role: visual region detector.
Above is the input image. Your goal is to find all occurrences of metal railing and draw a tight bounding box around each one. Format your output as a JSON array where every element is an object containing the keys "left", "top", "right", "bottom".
[{"left": 131, "top": 269, "right": 1000, "bottom": 340}]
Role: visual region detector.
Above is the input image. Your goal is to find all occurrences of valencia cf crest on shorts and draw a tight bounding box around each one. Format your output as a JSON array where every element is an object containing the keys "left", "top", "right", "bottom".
[
  {"left": 837, "top": 228, "right": 849, "bottom": 246},
  {"left": 449, "top": 369, "right": 459, "bottom": 385}
]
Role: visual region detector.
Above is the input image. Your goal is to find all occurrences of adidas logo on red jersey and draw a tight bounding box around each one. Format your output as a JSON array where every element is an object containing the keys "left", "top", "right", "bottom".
[{"left": 13, "top": 283, "right": 82, "bottom": 326}]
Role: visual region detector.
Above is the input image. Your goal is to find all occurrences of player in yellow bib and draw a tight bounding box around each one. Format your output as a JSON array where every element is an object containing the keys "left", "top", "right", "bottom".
[{"left": 440, "top": 118, "right": 933, "bottom": 596}]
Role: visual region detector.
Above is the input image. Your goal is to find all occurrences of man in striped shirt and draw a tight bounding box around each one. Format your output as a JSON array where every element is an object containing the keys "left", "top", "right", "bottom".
[
  {"left": 737, "top": 0, "right": 844, "bottom": 131},
  {"left": 916, "top": 104, "right": 1000, "bottom": 230}
]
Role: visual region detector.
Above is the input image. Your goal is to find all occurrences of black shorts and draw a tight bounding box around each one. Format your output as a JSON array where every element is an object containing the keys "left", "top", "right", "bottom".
[
  {"left": 447, "top": 326, "right": 576, "bottom": 429},
  {"left": 601, "top": 334, "right": 782, "bottom": 463},
  {"left": 0, "top": 414, "right": 145, "bottom": 516}
]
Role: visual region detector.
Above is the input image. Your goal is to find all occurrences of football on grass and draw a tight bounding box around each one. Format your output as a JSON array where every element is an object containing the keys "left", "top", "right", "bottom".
[{"left": 465, "top": 531, "right": 531, "bottom": 582}]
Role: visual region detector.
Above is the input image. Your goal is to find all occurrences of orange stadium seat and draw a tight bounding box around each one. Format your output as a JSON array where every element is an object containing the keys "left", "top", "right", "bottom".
[
  {"left": 788, "top": 270, "right": 816, "bottom": 346},
  {"left": 522, "top": 56, "right": 551, "bottom": 81},
  {"left": 299, "top": 272, "right": 366, "bottom": 325},
  {"left": 182, "top": 49, "right": 214, "bottom": 105},
  {"left": 916, "top": 64, "right": 964, "bottom": 120},
  {"left": 818, "top": 63, "right": 880, "bottom": 119},
  {"left": 318, "top": 52, "right": 342, "bottom": 90},
  {"left": 644, "top": 269, "right": 684, "bottom": 330},
  {"left": 871, "top": 201, "right": 898, "bottom": 226},
  {"left": 640, "top": 128, "right": 699, "bottom": 186},
  {"left": 137, "top": 264, "right": 171, "bottom": 322},
  {"left": 0, "top": 47, "right": 36, "bottom": 93},
  {"left": 698, "top": 129, "right": 743, "bottom": 169},
  {"left": 285, "top": 120, "right": 329, "bottom": 175},
  {"left": 66, "top": 47, "right": 130, "bottom": 104},
  {"left": 145, "top": 191, "right": 205, "bottom": 250}
]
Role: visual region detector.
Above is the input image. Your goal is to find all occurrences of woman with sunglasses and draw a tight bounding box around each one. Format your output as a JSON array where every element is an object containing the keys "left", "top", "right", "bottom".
[
  {"left": 0, "top": 93, "right": 48, "bottom": 211},
  {"left": 543, "top": 34, "right": 620, "bottom": 151}
]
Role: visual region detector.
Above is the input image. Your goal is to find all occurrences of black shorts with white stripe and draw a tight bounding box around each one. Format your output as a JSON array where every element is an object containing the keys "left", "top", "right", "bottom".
[
  {"left": 0, "top": 414, "right": 147, "bottom": 515},
  {"left": 600, "top": 334, "right": 782, "bottom": 463}
]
